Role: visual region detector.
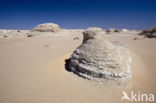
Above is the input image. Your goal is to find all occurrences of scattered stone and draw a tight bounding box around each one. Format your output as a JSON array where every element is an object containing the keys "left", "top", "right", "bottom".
[
  {"left": 27, "top": 35, "right": 33, "bottom": 37},
  {"left": 32, "top": 23, "right": 61, "bottom": 32},
  {"left": 67, "top": 30, "right": 132, "bottom": 85},
  {"left": 27, "top": 33, "right": 34, "bottom": 37},
  {"left": 133, "top": 37, "right": 138, "bottom": 40},
  {"left": 3, "top": 35, "right": 8, "bottom": 38},
  {"left": 106, "top": 28, "right": 121, "bottom": 33},
  {"left": 0, "top": 29, "right": 30, "bottom": 38},
  {"left": 114, "top": 29, "right": 120, "bottom": 32}
]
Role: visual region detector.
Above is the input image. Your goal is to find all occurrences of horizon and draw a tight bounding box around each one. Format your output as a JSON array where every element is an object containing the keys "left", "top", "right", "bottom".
[{"left": 0, "top": 0, "right": 156, "bottom": 30}]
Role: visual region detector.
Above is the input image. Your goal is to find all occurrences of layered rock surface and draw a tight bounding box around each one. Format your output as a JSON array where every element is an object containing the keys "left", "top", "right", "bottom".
[
  {"left": 68, "top": 31, "right": 132, "bottom": 85},
  {"left": 32, "top": 23, "right": 61, "bottom": 32}
]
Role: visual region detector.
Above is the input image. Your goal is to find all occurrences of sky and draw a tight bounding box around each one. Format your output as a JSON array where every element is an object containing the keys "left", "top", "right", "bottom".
[{"left": 0, "top": 0, "right": 156, "bottom": 30}]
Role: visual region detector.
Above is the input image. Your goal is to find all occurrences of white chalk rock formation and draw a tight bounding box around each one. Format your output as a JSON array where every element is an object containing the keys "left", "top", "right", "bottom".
[
  {"left": 121, "top": 29, "right": 128, "bottom": 32},
  {"left": 32, "top": 23, "right": 61, "bottom": 32},
  {"left": 0, "top": 29, "right": 30, "bottom": 38},
  {"left": 86, "top": 27, "right": 103, "bottom": 32},
  {"left": 68, "top": 31, "right": 132, "bottom": 85}
]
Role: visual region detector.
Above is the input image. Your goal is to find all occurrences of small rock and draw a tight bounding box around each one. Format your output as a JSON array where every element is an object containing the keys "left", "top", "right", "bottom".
[
  {"left": 27, "top": 34, "right": 34, "bottom": 37},
  {"left": 3, "top": 35, "right": 8, "bottom": 38},
  {"left": 74, "top": 37, "right": 79, "bottom": 40}
]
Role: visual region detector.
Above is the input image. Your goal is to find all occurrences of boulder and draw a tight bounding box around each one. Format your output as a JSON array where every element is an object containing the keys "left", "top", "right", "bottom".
[
  {"left": 67, "top": 31, "right": 132, "bottom": 85},
  {"left": 139, "top": 27, "right": 156, "bottom": 38},
  {"left": 32, "top": 23, "right": 61, "bottom": 32}
]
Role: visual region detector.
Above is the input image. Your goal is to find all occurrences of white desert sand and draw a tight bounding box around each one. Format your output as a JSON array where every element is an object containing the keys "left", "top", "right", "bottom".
[{"left": 0, "top": 29, "right": 156, "bottom": 103}]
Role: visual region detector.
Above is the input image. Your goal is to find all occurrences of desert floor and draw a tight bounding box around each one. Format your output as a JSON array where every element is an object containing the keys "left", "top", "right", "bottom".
[{"left": 0, "top": 32, "right": 156, "bottom": 103}]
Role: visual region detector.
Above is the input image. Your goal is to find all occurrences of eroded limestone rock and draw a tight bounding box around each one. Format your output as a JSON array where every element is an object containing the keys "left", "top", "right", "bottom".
[
  {"left": 86, "top": 27, "right": 103, "bottom": 32},
  {"left": 32, "top": 23, "right": 61, "bottom": 32},
  {"left": 68, "top": 31, "right": 132, "bottom": 85}
]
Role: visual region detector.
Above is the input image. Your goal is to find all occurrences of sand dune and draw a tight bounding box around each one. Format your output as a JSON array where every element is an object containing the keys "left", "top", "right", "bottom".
[{"left": 0, "top": 30, "right": 156, "bottom": 103}]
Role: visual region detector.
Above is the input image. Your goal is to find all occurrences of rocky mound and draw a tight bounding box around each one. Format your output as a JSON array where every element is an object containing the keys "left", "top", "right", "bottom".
[
  {"left": 139, "top": 27, "right": 156, "bottom": 38},
  {"left": 32, "top": 23, "right": 61, "bottom": 32},
  {"left": 67, "top": 31, "right": 132, "bottom": 85}
]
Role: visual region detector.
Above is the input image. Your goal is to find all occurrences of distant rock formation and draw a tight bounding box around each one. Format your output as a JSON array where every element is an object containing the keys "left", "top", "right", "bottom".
[
  {"left": 106, "top": 28, "right": 121, "bottom": 33},
  {"left": 86, "top": 27, "right": 103, "bottom": 32},
  {"left": 139, "top": 27, "right": 156, "bottom": 38},
  {"left": 67, "top": 31, "right": 132, "bottom": 85},
  {"left": 32, "top": 23, "right": 61, "bottom": 32},
  {"left": 121, "top": 29, "right": 128, "bottom": 32},
  {"left": 0, "top": 29, "right": 30, "bottom": 38}
]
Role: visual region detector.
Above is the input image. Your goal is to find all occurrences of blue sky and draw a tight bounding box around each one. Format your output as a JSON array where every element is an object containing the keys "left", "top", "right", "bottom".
[{"left": 0, "top": 0, "right": 156, "bottom": 30}]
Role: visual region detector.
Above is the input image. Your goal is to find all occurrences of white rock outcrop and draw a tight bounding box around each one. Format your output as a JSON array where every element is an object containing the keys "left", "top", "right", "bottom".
[
  {"left": 121, "top": 29, "right": 128, "bottom": 32},
  {"left": 68, "top": 31, "right": 132, "bottom": 85},
  {"left": 86, "top": 27, "right": 103, "bottom": 32},
  {"left": 32, "top": 23, "right": 61, "bottom": 32},
  {"left": 0, "top": 29, "right": 30, "bottom": 38}
]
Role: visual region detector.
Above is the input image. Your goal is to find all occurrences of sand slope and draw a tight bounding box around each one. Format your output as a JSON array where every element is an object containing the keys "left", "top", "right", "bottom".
[{"left": 0, "top": 32, "right": 156, "bottom": 103}]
